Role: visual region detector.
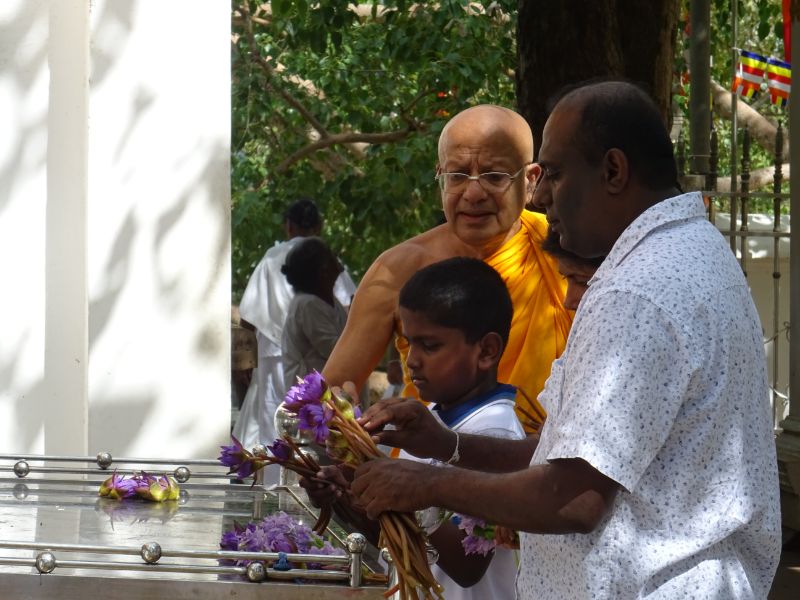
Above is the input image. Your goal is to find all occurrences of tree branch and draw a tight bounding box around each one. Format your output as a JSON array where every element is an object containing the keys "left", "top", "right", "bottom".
[
  {"left": 235, "top": 1, "right": 425, "bottom": 175},
  {"left": 713, "top": 163, "right": 790, "bottom": 193},
  {"left": 237, "top": 1, "right": 331, "bottom": 136},
  {"left": 710, "top": 79, "right": 789, "bottom": 156},
  {"left": 276, "top": 129, "right": 413, "bottom": 173}
]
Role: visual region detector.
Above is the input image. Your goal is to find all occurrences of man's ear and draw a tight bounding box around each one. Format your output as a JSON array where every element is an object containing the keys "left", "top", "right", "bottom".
[
  {"left": 527, "top": 162, "right": 540, "bottom": 184},
  {"left": 477, "top": 332, "right": 503, "bottom": 369},
  {"left": 603, "top": 148, "right": 629, "bottom": 194},
  {"left": 525, "top": 163, "right": 540, "bottom": 205}
]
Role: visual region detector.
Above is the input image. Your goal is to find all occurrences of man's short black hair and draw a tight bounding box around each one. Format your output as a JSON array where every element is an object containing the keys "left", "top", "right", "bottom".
[
  {"left": 399, "top": 257, "right": 512, "bottom": 347},
  {"left": 284, "top": 197, "right": 321, "bottom": 230},
  {"left": 281, "top": 237, "right": 333, "bottom": 294},
  {"left": 555, "top": 80, "right": 678, "bottom": 191}
]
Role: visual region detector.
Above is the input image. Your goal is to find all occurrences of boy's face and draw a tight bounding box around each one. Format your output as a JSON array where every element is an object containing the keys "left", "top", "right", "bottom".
[
  {"left": 399, "top": 307, "right": 485, "bottom": 406},
  {"left": 557, "top": 257, "right": 597, "bottom": 311}
]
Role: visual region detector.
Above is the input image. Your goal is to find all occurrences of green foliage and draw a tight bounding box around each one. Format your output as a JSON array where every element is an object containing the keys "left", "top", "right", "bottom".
[
  {"left": 675, "top": 0, "right": 790, "bottom": 206},
  {"left": 232, "top": 1, "right": 791, "bottom": 302},
  {"left": 231, "top": 1, "right": 517, "bottom": 299}
]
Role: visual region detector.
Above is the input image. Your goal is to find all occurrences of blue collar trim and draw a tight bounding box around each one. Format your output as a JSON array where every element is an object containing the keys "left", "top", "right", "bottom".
[{"left": 432, "top": 383, "right": 516, "bottom": 428}]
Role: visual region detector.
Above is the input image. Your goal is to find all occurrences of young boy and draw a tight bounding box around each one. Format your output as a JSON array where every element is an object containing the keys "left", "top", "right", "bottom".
[
  {"left": 303, "top": 257, "right": 523, "bottom": 600},
  {"left": 540, "top": 228, "right": 603, "bottom": 311}
]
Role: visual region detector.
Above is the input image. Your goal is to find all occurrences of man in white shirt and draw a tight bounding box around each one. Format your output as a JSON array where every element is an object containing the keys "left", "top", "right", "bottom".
[{"left": 351, "top": 81, "right": 781, "bottom": 599}]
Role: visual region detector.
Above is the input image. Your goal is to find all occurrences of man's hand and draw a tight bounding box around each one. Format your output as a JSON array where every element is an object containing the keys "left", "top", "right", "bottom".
[
  {"left": 357, "top": 397, "right": 455, "bottom": 460},
  {"left": 298, "top": 464, "right": 351, "bottom": 509},
  {"left": 351, "top": 458, "right": 438, "bottom": 519}
]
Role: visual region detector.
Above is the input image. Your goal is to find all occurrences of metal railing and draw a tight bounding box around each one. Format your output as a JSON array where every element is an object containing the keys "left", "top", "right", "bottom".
[{"left": 677, "top": 121, "right": 791, "bottom": 431}]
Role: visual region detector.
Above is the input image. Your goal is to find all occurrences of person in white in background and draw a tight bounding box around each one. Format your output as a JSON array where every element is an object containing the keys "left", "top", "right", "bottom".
[{"left": 234, "top": 199, "right": 356, "bottom": 478}]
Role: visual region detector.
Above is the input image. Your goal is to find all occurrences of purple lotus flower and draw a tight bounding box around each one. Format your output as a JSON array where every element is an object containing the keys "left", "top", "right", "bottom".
[
  {"left": 455, "top": 514, "right": 502, "bottom": 556},
  {"left": 298, "top": 403, "right": 332, "bottom": 443},
  {"left": 301, "top": 370, "right": 326, "bottom": 401},
  {"left": 461, "top": 534, "right": 496, "bottom": 557},
  {"left": 306, "top": 538, "right": 346, "bottom": 568},
  {"left": 99, "top": 471, "right": 139, "bottom": 499},
  {"left": 218, "top": 512, "right": 344, "bottom": 574},
  {"left": 220, "top": 529, "right": 240, "bottom": 551},
  {"left": 284, "top": 370, "right": 327, "bottom": 412},
  {"left": 456, "top": 514, "right": 485, "bottom": 537},
  {"left": 268, "top": 439, "right": 292, "bottom": 462},
  {"left": 242, "top": 523, "right": 294, "bottom": 553},
  {"left": 218, "top": 435, "right": 256, "bottom": 478},
  {"left": 133, "top": 472, "right": 180, "bottom": 502}
]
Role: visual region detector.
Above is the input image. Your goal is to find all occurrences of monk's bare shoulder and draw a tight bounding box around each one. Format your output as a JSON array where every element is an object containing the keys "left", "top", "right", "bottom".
[{"left": 366, "top": 224, "right": 477, "bottom": 290}]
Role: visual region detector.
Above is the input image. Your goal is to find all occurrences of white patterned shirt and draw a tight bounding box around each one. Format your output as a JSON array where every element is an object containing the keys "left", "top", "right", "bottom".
[{"left": 516, "top": 192, "right": 781, "bottom": 599}]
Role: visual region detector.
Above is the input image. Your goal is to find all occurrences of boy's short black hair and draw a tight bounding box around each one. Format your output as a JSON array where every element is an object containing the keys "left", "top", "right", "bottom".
[{"left": 398, "top": 257, "right": 512, "bottom": 346}]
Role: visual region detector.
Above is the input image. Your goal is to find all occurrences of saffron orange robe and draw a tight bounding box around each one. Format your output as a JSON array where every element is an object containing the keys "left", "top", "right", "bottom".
[{"left": 395, "top": 210, "right": 572, "bottom": 431}]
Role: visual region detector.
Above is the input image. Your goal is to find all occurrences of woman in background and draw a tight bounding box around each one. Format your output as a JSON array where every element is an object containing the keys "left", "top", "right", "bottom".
[{"left": 280, "top": 237, "right": 348, "bottom": 390}]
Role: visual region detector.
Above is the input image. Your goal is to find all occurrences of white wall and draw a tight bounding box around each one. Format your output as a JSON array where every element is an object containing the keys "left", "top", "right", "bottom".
[{"left": 0, "top": 0, "right": 231, "bottom": 459}]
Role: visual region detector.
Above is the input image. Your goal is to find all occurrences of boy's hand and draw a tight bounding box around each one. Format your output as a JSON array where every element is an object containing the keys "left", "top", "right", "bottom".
[
  {"left": 357, "top": 397, "right": 454, "bottom": 461},
  {"left": 298, "top": 464, "right": 351, "bottom": 509}
]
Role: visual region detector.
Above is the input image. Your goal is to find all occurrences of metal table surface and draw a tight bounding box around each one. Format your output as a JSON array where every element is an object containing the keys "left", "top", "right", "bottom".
[{"left": 0, "top": 455, "right": 386, "bottom": 599}]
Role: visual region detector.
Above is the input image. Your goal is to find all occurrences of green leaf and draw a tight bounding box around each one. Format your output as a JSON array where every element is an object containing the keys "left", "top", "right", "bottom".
[
  {"left": 272, "top": 0, "right": 290, "bottom": 18},
  {"left": 757, "top": 20, "right": 770, "bottom": 41}
]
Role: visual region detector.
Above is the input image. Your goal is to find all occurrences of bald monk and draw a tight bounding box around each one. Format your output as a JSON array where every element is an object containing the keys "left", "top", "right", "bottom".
[{"left": 323, "top": 105, "right": 572, "bottom": 430}]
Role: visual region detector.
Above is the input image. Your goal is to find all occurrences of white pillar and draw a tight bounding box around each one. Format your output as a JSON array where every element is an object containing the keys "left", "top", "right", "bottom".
[
  {"left": 0, "top": 0, "right": 231, "bottom": 459},
  {"left": 44, "top": 0, "right": 90, "bottom": 455}
]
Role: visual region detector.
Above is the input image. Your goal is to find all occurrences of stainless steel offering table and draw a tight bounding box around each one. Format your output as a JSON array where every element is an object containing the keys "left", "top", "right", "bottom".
[{"left": 0, "top": 452, "right": 387, "bottom": 599}]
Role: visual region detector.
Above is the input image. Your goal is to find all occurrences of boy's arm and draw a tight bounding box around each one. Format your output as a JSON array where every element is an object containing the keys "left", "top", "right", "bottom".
[
  {"left": 359, "top": 397, "right": 539, "bottom": 471},
  {"left": 428, "top": 520, "right": 493, "bottom": 588}
]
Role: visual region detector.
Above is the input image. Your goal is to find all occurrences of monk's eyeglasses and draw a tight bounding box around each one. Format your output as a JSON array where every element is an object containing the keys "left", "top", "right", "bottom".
[{"left": 435, "top": 164, "right": 530, "bottom": 194}]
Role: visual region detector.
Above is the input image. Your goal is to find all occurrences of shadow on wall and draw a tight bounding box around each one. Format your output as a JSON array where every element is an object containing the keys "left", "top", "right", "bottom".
[
  {"left": 0, "top": 0, "right": 136, "bottom": 455},
  {"left": 88, "top": 394, "right": 157, "bottom": 456},
  {"left": 0, "top": 3, "right": 50, "bottom": 218},
  {"left": 1, "top": 1, "right": 231, "bottom": 458}
]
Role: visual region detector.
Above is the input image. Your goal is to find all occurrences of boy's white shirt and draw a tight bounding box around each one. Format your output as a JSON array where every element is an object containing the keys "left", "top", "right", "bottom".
[{"left": 399, "top": 391, "right": 524, "bottom": 600}]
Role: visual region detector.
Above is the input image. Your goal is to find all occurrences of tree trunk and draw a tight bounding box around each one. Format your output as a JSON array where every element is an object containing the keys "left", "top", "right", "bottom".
[{"left": 516, "top": 0, "right": 680, "bottom": 153}]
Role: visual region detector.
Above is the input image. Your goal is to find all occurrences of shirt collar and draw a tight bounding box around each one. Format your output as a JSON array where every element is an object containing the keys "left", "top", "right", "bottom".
[
  {"left": 432, "top": 383, "right": 516, "bottom": 428},
  {"left": 589, "top": 192, "right": 706, "bottom": 285}
]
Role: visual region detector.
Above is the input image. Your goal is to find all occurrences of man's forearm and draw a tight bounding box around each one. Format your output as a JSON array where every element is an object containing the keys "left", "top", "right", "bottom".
[
  {"left": 424, "top": 460, "right": 617, "bottom": 534},
  {"left": 432, "top": 432, "right": 539, "bottom": 473}
]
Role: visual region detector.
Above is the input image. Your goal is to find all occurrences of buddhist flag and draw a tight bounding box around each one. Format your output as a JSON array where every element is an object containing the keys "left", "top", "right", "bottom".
[
  {"left": 732, "top": 50, "right": 768, "bottom": 99},
  {"left": 766, "top": 57, "right": 791, "bottom": 107}
]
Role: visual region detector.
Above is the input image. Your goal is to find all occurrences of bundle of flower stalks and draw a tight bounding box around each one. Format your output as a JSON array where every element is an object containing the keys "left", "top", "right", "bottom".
[
  {"left": 98, "top": 471, "right": 180, "bottom": 502},
  {"left": 283, "top": 371, "right": 443, "bottom": 600},
  {"left": 219, "top": 371, "right": 443, "bottom": 599}
]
